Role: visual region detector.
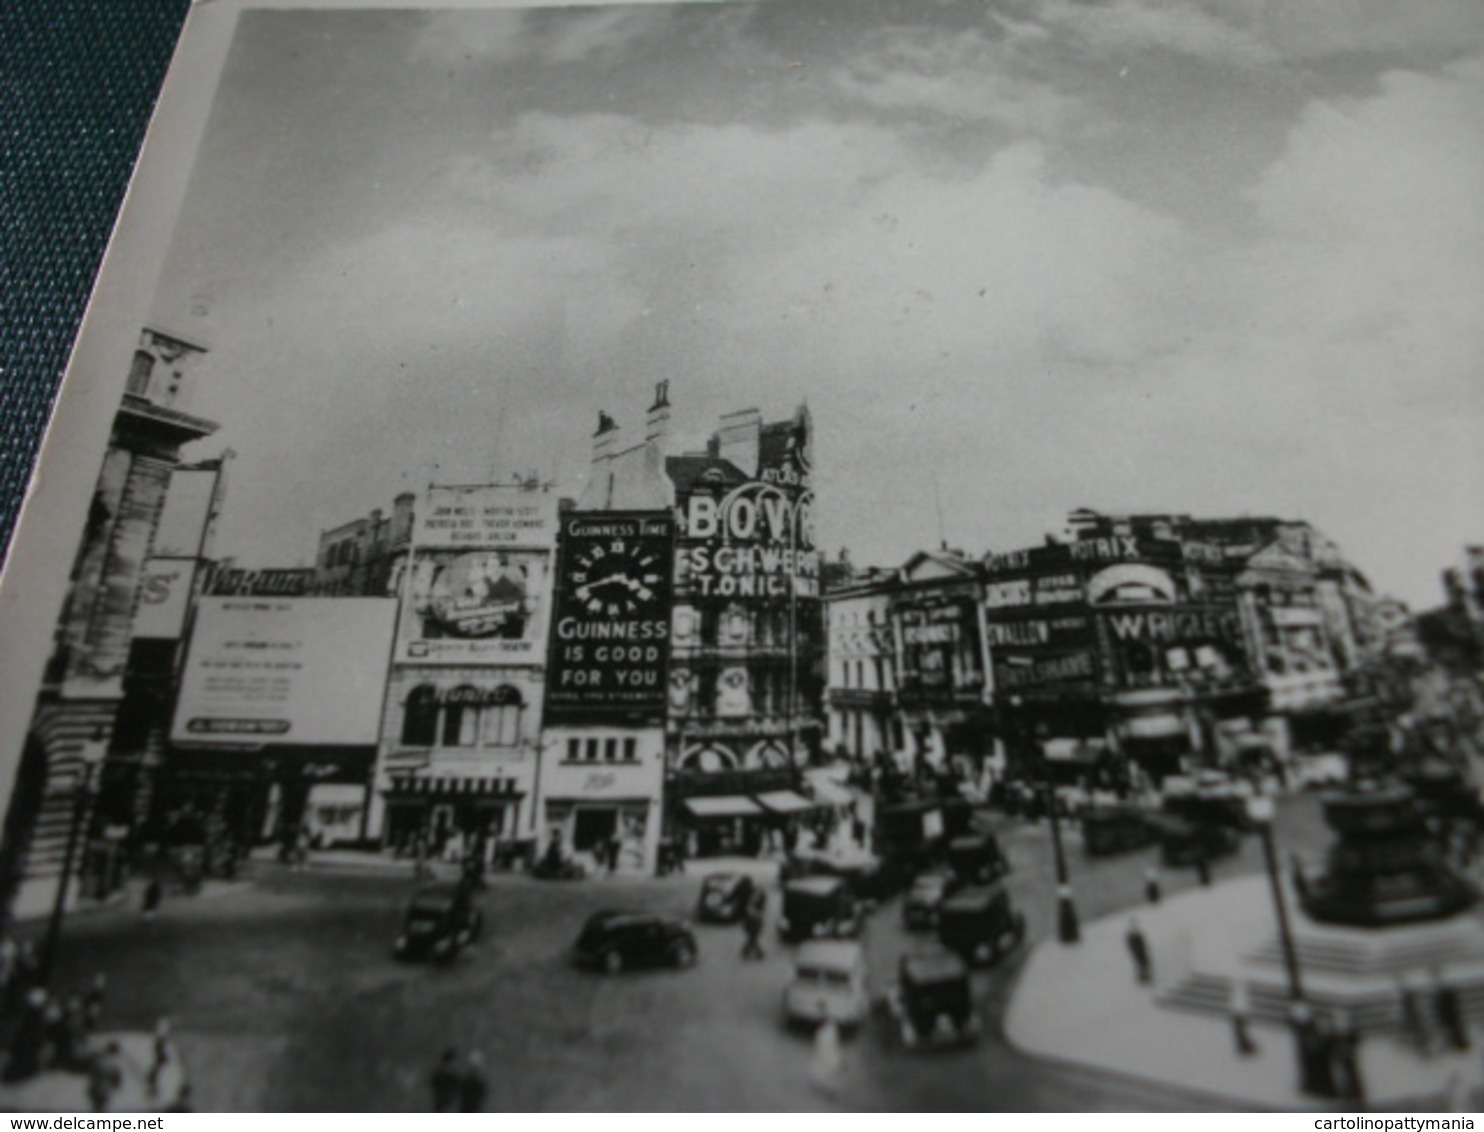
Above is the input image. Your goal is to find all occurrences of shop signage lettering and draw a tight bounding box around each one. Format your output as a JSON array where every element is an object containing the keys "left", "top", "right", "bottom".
[
  {"left": 994, "top": 651, "right": 1096, "bottom": 689},
  {"left": 1182, "top": 541, "right": 1225, "bottom": 566},
  {"left": 201, "top": 565, "right": 314, "bottom": 597},
  {"left": 682, "top": 483, "right": 813, "bottom": 548},
  {"left": 1034, "top": 573, "right": 1082, "bottom": 606},
  {"left": 1107, "top": 609, "right": 1243, "bottom": 643},
  {"left": 1071, "top": 536, "right": 1139, "bottom": 561},
  {"left": 545, "top": 512, "right": 675, "bottom": 724},
  {"left": 985, "top": 620, "right": 1048, "bottom": 646},
  {"left": 984, "top": 580, "right": 1032, "bottom": 608},
  {"left": 984, "top": 549, "right": 1031, "bottom": 574}
]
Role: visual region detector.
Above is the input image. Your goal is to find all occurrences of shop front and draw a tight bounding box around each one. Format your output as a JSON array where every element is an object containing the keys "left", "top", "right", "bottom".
[
  {"left": 538, "top": 728, "right": 665, "bottom": 874},
  {"left": 380, "top": 768, "right": 528, "bottom": 866}
]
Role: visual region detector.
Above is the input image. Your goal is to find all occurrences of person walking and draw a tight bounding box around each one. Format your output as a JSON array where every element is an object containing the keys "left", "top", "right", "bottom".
[
  {"left": 1125, "top": 918, "right": 1152, "bottom": 985},
  {"left": 740, "top": 889, "right": 766, "bottom": 961},
  {"left": 1195, "top": 855, "right": 1212, "bottom": 887},
  {"left": 83, "top": 973, "right": 107, "bottom": 1032},
  {"left": 459, "top": 1050, "right": 488, "bottom": 1112},
  {"left": 809, "top": 1019, "right": 843, "bottom": 1097},
  {"left": 146, "top": 1018, "right": 176, "bottom": 1100},
  {"left": 429, "top": 1048, "right": 462, "bottom": 1112},
  {"left": 1143, "top": 866, "right": 1162, "bottom": 905}
]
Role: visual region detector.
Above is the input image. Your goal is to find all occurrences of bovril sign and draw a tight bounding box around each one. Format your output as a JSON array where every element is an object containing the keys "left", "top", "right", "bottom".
[{"left": 677, "top": 484, "right": 819, "bottom": 599}]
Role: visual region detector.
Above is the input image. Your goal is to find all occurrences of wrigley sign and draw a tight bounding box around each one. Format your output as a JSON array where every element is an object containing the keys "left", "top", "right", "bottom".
[{"left": 1105, "top": 608, "right": 1243, "bottom": 644}]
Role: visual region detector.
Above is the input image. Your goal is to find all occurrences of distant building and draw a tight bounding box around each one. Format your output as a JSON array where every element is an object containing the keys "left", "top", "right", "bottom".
[{"left": 312, "top": 492, "right": 415, "bottom": 597}]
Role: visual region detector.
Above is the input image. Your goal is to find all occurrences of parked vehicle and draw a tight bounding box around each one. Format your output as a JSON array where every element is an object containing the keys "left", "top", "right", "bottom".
[
  {"left": 874, "top": 796, "right": 973, "bottom": 873},
  {"left": 783, "top": 939, "right": 871, "bottom": 1032},
  {"left": 1145, "top": 812, "right": 1241, "bottom": 868},
  {"left": 778, "top": 876, "right": 863, "bottom": 943},
  {"left": 394, "top": 883, "right": 483, "bottom": 962},
  {"left": 886, "top": 950, "right": 980, "bottom": 1049},
  {"left": 902, "top": 870, "right": 961, "bottom": 931},
  {"left": 1080, "top": 806, "right": 1158, "bottom": 857},
  {"left": 572, "top": 911, "right": 698, "bottom": 974},
  {"left": 945, "top": 833, "right": 1009, "bottom": 885},
  {"left": 937, "top": 884, "right": 1025, "bottom": 967},
  {"left": 696, "top": 873, "right": 757, "bottom": 923},
  {"left": 1294, "top": 752, "right": 1349, "bottom": 791}
]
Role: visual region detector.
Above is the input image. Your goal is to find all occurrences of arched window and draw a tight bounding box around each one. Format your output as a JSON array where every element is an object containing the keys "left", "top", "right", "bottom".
[
  {"left": 401, "top": 685, "right": 439, "bottom": 746},
  {"left": 127, "top": 352, "right": 155, "bottom": 396},
  {"left": 479, "top": 686, "right": 523, "bottom": 747},
  {"left": 442, "top": 685, "right": 483, "bottom": 746}
]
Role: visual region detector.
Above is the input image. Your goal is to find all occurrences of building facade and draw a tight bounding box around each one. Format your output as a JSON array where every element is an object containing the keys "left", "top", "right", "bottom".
[
  {"left": 2, "top": 328, "right": 219, "bottom": 921},
  {"left": 371, "top": 482, "right": 559, "bottom": 858}
]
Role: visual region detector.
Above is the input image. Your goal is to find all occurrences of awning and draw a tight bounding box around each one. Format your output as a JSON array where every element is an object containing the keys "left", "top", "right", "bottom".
[
  {"left": 755, "top": 790, "right": 816, "bottom": 815},
  {"left": 682, "top": 795, "right": 762, "bottom": 818},
  {"left": 306, "top": 783, "right": 366, "bottom": 806},
  {"left": 385, "top": 775, "right": 521, "bottom": 797}
]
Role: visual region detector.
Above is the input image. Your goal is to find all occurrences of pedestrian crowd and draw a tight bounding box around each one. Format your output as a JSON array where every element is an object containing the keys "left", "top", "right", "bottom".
[{"left": 0, "top": 950, "right": 181, "bottom": 1112}]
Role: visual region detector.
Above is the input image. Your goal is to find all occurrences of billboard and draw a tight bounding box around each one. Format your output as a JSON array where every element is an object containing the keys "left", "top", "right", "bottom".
[
  {"left": 414, "top": 484, "right": 558, "bottom": 549},
  {"left": 134, "top": 557, "right": 198, "bottom": 640},
  {"left": 895, "top": 594, "right": 983, "bottom": 697},
  {"left": 398, "top": 548, "right": 551, "bottom": 663},
  {"left": 545, "top": 512, "right": 675, "bottom": 724},
  {"left": 172, "top": 597, "right": 398, "bottom": 746},
  {"left": 152, "top": 466, "right": 220, "bottom": 558}
]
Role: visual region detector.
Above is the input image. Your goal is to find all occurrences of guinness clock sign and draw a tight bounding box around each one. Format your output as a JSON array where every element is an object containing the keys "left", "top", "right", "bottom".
[{"left": 546, "top": 511, "right": 676, "bottom": 724}]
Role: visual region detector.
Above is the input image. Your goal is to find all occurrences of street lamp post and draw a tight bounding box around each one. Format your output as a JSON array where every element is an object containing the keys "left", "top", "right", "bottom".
[
  {"left": 1044, "top": 783, "right": 1081, "bottom": 944},
  {"left": 1247, "top": 793, "right": 1322, "bottom": 1095}
]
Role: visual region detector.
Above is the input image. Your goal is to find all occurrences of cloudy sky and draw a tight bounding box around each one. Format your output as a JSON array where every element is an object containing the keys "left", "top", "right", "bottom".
[{"left": 151, "top": 0, "right": 1484, "bottom": 605}]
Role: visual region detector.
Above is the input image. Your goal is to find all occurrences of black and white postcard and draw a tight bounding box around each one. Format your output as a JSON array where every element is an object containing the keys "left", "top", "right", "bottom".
[{"left": 1, "top": 0, "right": 1482, "bottom": 1113}]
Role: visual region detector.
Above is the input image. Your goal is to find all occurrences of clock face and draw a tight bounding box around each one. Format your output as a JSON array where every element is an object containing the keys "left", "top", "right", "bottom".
[{"left": 567, "top": 538, "right": 666, "bottom": 617}]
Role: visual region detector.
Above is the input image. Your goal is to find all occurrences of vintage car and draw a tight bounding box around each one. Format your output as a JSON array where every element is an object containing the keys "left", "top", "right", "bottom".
[
  {"left": 778, "top": 876, "right": 863, "bottom": 943},
  {"left": 886, "top": 950, "right": 980, "bottom": 1049},
  {"left": 945, "top": 833, "right": 1009, "bottom": 885},
  {"left": 696, "top": 872, "right": 757, "bottom": 923},
  {"left": 1080, "top": 806, "right": 1158, "bottom": 857},
  {"left": 782, "top": 939, "right": 871, "bottom": 1032},
  {"left": 937, "top": 884, "right": 1026, "bottom": 967},
  {"left": 782, "top": 847, "right": 902, "bottom": 904},
  {"left": 394, "top": 883, "right": 484, "bottom": 962},
  {"left": 1145, "top": 812, "right": 1242, "bottom": 868},
  {"left": 572, "top": 911, "right": 698, "bottom": 974},
  {"left": 902, "top": 870, "right": 961, "bottom": 931}
]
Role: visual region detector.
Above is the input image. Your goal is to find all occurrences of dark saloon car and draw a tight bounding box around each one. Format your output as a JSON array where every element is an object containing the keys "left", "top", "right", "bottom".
[
  {"left": 573, "top": 911, "right": 698, "bottom": 974},
  {"left": 887, "top": 950, "right": 980, "bottom": 1049},
  {"left": 394, "top": 883, "right": 483, "bottom": 962},
  {"left": 696, "top": 872, "right": 757, "bottom": 923},
  {"left": 778, "top": 876, "right": 863, "bottom": 943},
  {"left": 937, "top": 884, "right": 1025, "bottom": 967},
  {"left": 902, "top": 870, "right": 961, "bottom": 931},
  {"left": 945, "top": 833, "right": 1009, "bottom": 885}
]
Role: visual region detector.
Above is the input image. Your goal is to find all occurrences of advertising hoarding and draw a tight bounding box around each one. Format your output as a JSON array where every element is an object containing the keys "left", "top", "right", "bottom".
[
  {"left": 545, "top": 512, "right": 675, "bottom": 724},
  {"left": 172, "top": 597, "right": 398, "bottom": 746},
  {"left": 895, "top": 595, "right": 983, "bottom": 696},
  {"left": 398, "top": 548, "right": 551, "bottom": 663},
  {"left": 133, "top": 557, "right": 198, "bottom": 640},
  {"left": 414, "top": 484, "right": 558, "bottom": 549}
]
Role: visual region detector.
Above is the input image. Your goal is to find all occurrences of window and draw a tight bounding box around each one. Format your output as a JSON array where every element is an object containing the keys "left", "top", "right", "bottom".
[
  {"left": 401, "top": 685, "right": 439, "bottom": 746},
  {"left": 586, "top": 738, "right": 600, "bottom": 762},
  {"left": 567, "top": 738, "right": 581, "bottom": 762},
  {"left": 623, "top": 738, "right": 637, "bottom": 762},
  {"left": 480, "top": 699, "right": 521, "bottom": 747},
  {"left": 604, "top": 738, "right": 619, "bottom": 762},
  {"left": 443, "top": 700, "right": 478, "bottom": 747}
]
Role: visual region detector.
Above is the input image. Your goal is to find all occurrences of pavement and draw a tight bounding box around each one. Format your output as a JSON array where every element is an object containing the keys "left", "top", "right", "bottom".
[
  {"left": 0, "top": 1032, "right": 187, "bottom": 1113},
  {"left": 1004, "top": 878, "right": 1484, "bottom": 1112}
]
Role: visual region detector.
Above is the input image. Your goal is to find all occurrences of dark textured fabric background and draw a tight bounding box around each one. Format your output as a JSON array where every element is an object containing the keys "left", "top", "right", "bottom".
[{"left": 0, "top": 1, "right": 192, "bottom": 573}]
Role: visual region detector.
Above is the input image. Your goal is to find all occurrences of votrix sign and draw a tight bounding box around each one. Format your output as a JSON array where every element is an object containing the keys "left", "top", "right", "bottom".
[{"left": 546, "top": 512, "right": 676, "bottom": 724}]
